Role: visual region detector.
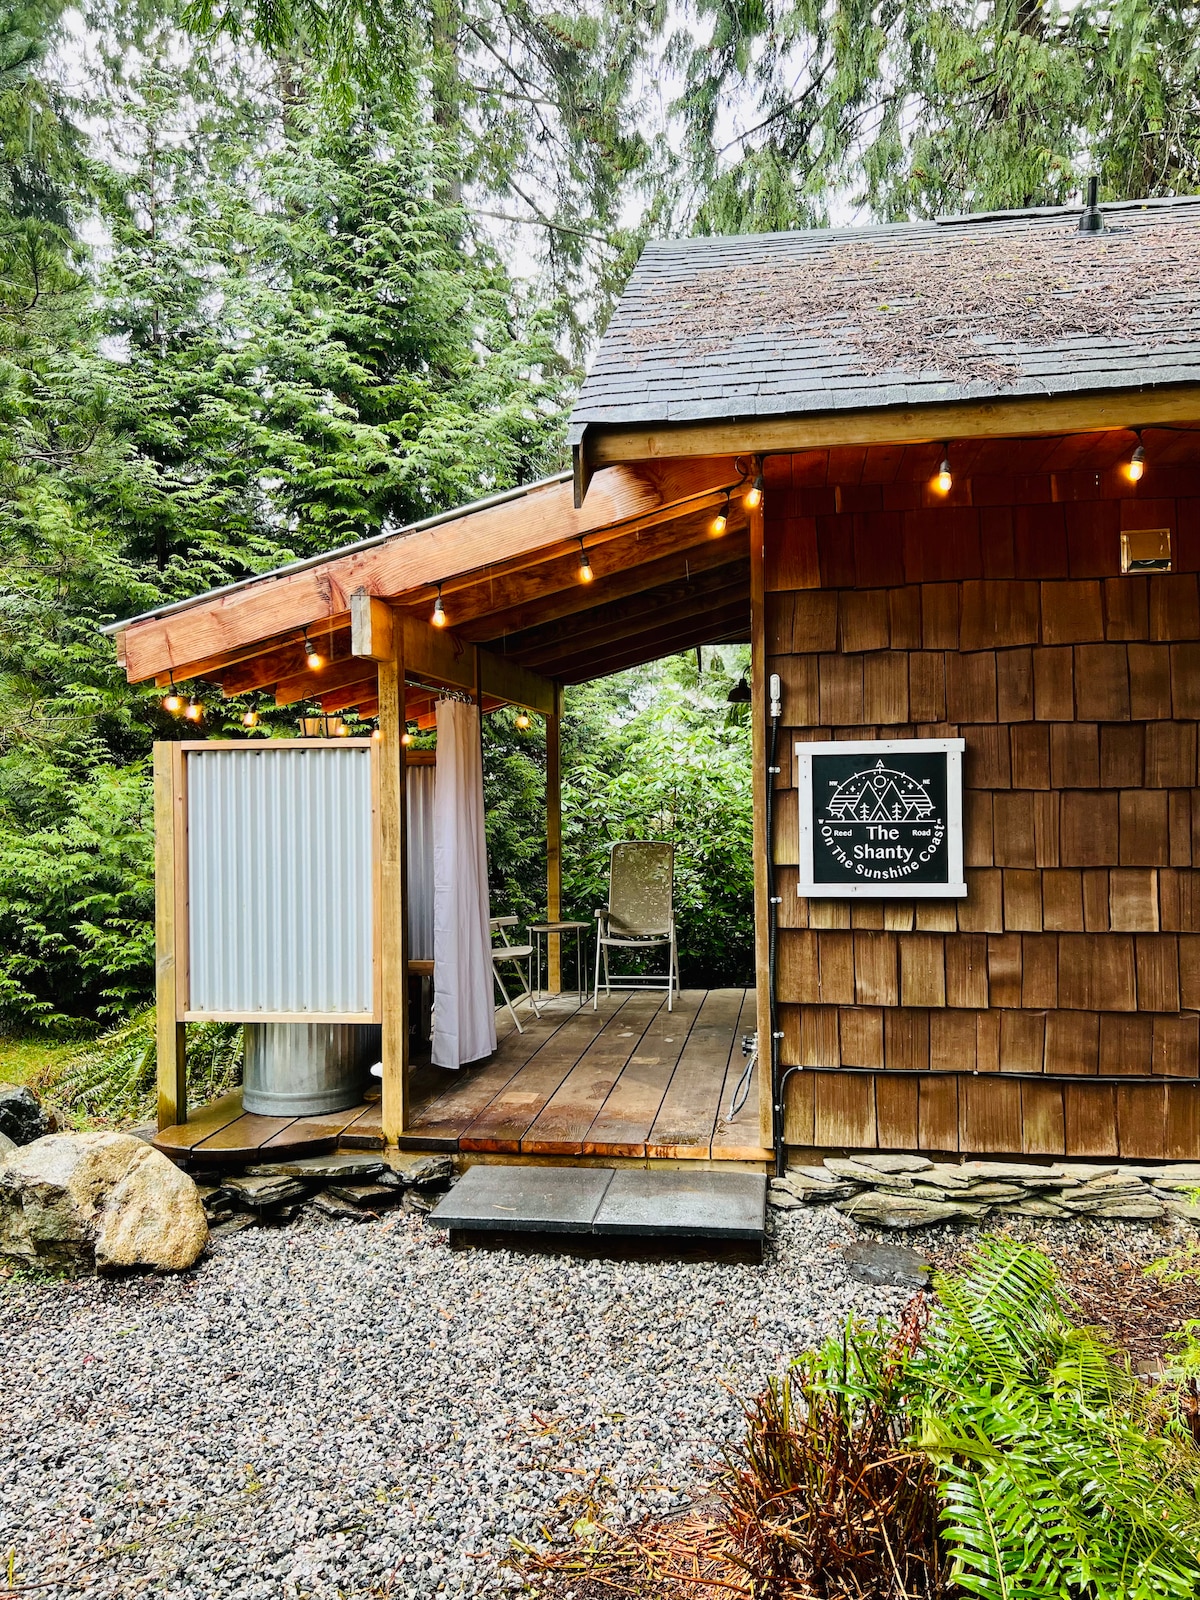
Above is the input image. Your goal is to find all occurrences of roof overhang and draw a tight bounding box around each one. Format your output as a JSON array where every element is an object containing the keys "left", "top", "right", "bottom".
[
  {"left": 573, "top": 381, "right": 1200, "bottom": 505},
  {"left": 110, "top": 457, "right": 752, "bottom": 723}
]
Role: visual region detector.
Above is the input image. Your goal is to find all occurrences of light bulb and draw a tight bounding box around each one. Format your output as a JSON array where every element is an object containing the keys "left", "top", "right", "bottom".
[
  {"left": 1127, "top": 444, "right": 1145, "bottom": 483},
  {"left": 400, "top": 730, "right": 412, "bottom": 746},
  {"left": 162, "top": 691, "right": 182, "bottom": 714},
  {"left": 242, "top": 709, "right": 258, "bottom": 728},
  {"left": 578, "top": 547, "right": 594, "bottom": 583},
  {"left": 304, "top": 637, "right": 323, "bottom": 670},
  {"left": 744, "top": 474, "right": 763, "bottom": 511},
  {"left": 515, "top": 711, "right": 530, "bottom": 730},
  {"left": 185, "top": 700, "right": 203, "bottom": 722},
  {"left": 371, "top": 726, "right": 383, "bottom": 741},
  {"left": 935, "top": 457, "right": 952, "bottom": 494},
  {"left": 711, "top": 505, "right": 728, "bottom": 536},
  {"left": 432, "top": 593, "right": 448, "bottom": 628}
]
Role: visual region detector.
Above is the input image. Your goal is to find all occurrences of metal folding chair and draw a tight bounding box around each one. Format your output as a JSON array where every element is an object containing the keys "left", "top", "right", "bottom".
[
  {"left": 491, "top": 916, "right": 542, "bottom": 1033},
  {"left": 593, "top": 841, "right": 679, "bottom": 1012}
]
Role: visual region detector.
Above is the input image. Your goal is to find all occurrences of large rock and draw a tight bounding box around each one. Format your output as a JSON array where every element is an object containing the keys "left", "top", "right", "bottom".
[
  {"left": 836, "top": 1192, "right": 980, "bottom": 1230},
  {"left": 0, "top": 1132, "right": 208, "bottom": 1273},
  {"left": 0, "top": 1082, "right": 50, "bottom": 1146},
  {"left": 0, "top": 1130, "right": 16, "bottom": 1159}
]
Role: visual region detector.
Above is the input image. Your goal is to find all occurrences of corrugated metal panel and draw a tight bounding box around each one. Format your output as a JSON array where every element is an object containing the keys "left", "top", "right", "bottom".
[
  {"left": 406, "top": 764, "right": 435, "bottom": 961},
  {"left": 188, "top": 746, "right": 373, "bottom": 1015}
]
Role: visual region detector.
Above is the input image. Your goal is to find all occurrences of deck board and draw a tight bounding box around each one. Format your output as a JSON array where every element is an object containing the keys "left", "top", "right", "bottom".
[
  {"left": 458, "top": 996, "right": 630, "bottom": 1152},
  {"left": 152, "top": 1089, "right": 246, "bottom": 1154},
  {"left": 711, "top": 991, "right": 765, "bottom": 1160},
  {"left": 582, "top": 990, "right": 704, "bottom": 1156},
  {"left": 191, "top": 1110, "right": 300, "bottom": 1158},
  {"left": 403, "top": 996, "right": 589, "bottom": 1145},
  {"left": 520, "top": 992, "right": 667, "bottom": 1155},
  {"left": 647, "top": 988, "right": 749, "bottom": 1158}
]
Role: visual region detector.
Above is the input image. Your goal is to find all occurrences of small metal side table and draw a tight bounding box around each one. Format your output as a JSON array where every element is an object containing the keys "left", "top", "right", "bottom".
[{"left": 527, "top": 920, "right": 591, "bottom": 1005}]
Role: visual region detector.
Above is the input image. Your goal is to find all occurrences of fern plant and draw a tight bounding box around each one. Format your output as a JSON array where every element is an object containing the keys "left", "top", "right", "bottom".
[
  {"left": 921, "top": 1240, "right": 1200, "bottom": 1600},
  {"left": 45, "top": 1009, "right": 242, "bottom": 1127}
]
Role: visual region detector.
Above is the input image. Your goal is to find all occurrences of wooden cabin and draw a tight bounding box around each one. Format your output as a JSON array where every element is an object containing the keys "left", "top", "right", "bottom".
[{"left": 109, "top": 193, "right": 1200, "bottom": 1169}]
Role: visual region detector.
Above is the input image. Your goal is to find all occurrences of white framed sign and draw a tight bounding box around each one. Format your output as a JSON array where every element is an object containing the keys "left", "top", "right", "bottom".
[{"left": 795, "top": 738, "right": 966, "bottom": 899}]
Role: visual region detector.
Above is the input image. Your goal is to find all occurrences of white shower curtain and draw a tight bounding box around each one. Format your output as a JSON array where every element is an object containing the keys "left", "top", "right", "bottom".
[{"left": 431, "top": 698, "right": 497, "bottom": 1068}]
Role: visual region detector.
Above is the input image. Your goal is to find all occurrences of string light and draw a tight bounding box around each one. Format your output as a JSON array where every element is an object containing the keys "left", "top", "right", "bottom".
[
  {"left": 372, "top": 725, "right": 383, "bottom": 741},
  {"left": 241, "top": 709, "right": 259, "bottom": 728},
  {"left": 744, "top": 473, "right": 764, "bottom": 511},
  {"left": 184, "top": 698, "right": 204, "bottom": 722},
  {"left": 1127, "top": 433, "right": 1146, "bottom": 483},
  {"left": 161, "top": 681, "right": 182, "bottom": 714},
  {"left": 577, "top": 538, "right": 594, "bottom": 583},
  {"left": 514, "top": 711, "right": 531, "bottom": 731},
  {"left": 431, "top": 584, "right": 448, "bottom": 628},
  {"left": 303, "top": 628, "right": 324, "bottom": 670},
  {"left": 401, "top": 728, "right": 412, "bottom": 746},
  {"left": 934, "top": 445, "right": 953, "bottom": 494},
  {"left": 711, "top": 496, "right": 729, "bottom": 536}
]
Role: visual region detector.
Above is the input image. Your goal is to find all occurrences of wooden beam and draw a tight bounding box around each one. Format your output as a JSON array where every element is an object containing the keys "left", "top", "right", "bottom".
[
  {"left": 275, "top": 656, "right": 379, "bottom": 707},
  {"left": 478, "top": 649, "right": 556, "bottom": 716},
  {"left": 121, "top": 460, "right": 739, "bottom": 683},
  {"left": 416, "top": 501, "right": 743, "bottom": 639},
  {"left": 154, "top": 743, "right": 187, "bottom": 1131},
  {"left": 319, "top": 676, "right": 381, "bottom": 713},
  {"left": 505, "top": 570, "right": 750, "bottom": 671},
  {"left": 351, "top": 589, "right": 395, "bottom": 662},
  {"left": 221, "top": 632, "right": 352, "bottom": 697},
  {"left": 546, "top": 684, "right": 563, "bottom": 994},
  {"left": 584, "top": 384, "right": 1200, "bottom": 469},
  {"left": 378, "top": 610, "right": 409, "bottom": 1142},
  {"left": 465, "top": 529, "right": 750, "bottom": 643},
  {"left": 551, "top": 600, "right": 751, "bottom": 683},
  {"left": 748, "top": 496, "right": 773, "bottom": 1153}
]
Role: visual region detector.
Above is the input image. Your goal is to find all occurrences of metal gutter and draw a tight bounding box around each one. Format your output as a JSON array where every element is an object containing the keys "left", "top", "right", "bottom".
[{"left": 99, "top": 470, "right": 574, "bottom": 636}]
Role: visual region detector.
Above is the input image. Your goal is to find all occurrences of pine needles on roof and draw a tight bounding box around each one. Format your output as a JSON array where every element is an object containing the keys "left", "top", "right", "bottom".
[{"left": 630, "top": 221, "right": 1200, "bottom": 386}]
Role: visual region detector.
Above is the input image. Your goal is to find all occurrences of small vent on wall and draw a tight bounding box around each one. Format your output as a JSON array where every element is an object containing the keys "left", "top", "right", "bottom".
[{"left": 1120, "top": 527, "right": 1171, "bottom": 574}]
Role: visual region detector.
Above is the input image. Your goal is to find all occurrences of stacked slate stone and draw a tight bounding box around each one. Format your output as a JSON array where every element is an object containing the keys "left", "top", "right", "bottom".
[
  {"left": 769, "top": 1153, "right": 1200, "bottom": 1230},
  {"left": 195, "top": 1153, "right": 455, "bottom": 1237}
]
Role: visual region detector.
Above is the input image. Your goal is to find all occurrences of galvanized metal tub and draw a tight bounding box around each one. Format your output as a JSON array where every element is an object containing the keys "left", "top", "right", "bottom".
[{"left": 242, "top": 1023, "right": 380, "bottom": 1116}]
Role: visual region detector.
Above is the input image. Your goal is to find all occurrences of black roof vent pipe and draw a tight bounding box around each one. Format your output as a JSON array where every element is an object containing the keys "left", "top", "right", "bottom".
[{"left": 1079, "top": 174, "right": 1104, "bottom": 233}]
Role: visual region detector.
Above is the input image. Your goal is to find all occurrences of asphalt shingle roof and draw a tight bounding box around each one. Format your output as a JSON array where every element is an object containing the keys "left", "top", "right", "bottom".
[{"left": 568, "top": 197, "right": 1200, "bottom": 438}]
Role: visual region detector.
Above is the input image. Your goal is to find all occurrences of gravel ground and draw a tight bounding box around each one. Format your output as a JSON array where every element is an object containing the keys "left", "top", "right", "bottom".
[
  {"left": 3, "top": 1205, "right": 1193, "bottom": 1600},
  {"left": 2, "top": 1204, "right": 915, "bottom": 1600}
]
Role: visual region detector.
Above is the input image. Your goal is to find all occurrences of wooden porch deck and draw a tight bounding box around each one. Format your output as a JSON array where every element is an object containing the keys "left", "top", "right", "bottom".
[{"left": 152, "top": 988, "right": 770, "bottom": 1167}]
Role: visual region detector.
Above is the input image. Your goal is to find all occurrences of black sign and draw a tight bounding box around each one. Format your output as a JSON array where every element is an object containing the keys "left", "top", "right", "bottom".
[{"left": 796, "top": 739, "right": 965, "bottom": 899}]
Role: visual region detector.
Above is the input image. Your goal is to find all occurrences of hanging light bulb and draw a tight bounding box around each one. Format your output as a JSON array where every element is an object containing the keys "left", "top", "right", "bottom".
[
  {"left": 934, "top": 445, "right": 953, "bottom": 494},
  {"left": 431, "top": 585, "right": 448, "bottom": 628},
  {"left": 400, "top": 728, "right": 412, "bottom": 746},
  {"left": 577, "top": 539, "right": 594, "bottom": 583},
  {"left": 711, "top": 496, "right": 729, "bottom": 536},
  {"left": 1127, "top": 436, "right": 1146, "bottom": 483},
  {"left": 241, "top": 709, "right": 259, "bottom": 729},
  {"left": 303, "top": 629, "right": 324, "bottom": 670},
  {"left": 515, "top": 711, "right": 531, "bottom": 731},
  {"left": 744, "top": 473, "right": 764, "bottom": 511},
  {"left": 161, "top": 682, "right": 182, "bottom": 714},
  {"left": 372, "top": 725, "right": 383, "bottom": 741},
  {"left": 184, "top": 698, "right": 204, "bottom": 722}
]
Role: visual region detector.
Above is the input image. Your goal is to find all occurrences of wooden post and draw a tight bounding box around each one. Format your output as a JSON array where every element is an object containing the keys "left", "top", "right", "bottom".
[
  {"left": 546, "top": 682, "right": 564, "bottom": 993},
  {"left": 378, "top": 616, "right": 409, "bottom": 1141},
  {"left": 154, "top": 742, "right": 187, "bottom": 1131},
  {"left": 749, "top": 492, "right": 774, "bottom": 1153}
]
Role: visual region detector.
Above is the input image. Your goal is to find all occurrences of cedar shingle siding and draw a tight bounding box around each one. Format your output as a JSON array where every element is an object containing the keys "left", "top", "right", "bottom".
[{"left": 768, "top": 440, "right": 1200, "bottom": 1158}]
